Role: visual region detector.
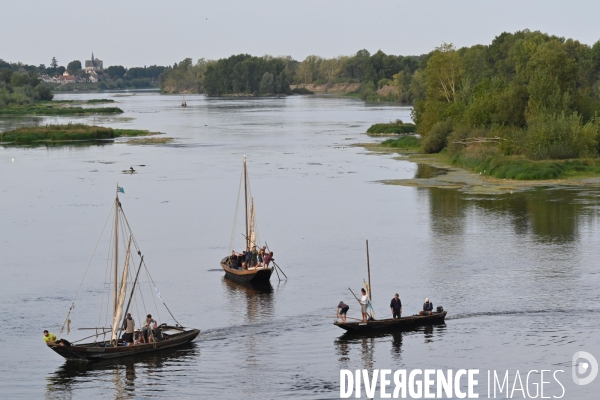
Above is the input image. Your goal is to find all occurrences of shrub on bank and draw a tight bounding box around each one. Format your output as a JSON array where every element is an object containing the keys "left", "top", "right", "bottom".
[
  {"left": 366, "top": 119, "right": 416, "bottom": 134},
  {"left": 381, "top": 135, "right": 421, "bottom": 149}
]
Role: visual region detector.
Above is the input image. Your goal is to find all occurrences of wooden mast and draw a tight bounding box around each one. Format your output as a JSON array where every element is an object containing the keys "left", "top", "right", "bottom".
[
  {"left": 366, "top": 240, "right": 371, "bottom": 302},
  {"left": 114, "top": 185, "right": 119, "bottom": 317},
  {"left": 244, "top": 156, "right": 249, "bottom": 250}
]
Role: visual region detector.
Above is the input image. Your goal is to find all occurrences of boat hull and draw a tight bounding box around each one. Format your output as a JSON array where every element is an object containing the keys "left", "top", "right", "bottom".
[
  {"left": 47, "top": 327, "right": 200, "bottom": 362},
  {"left": 221, "top": 259, "right": 273, "bottom": 284},
  {"left": 334, "top": 312, "right": 447, "bottom": 333}
]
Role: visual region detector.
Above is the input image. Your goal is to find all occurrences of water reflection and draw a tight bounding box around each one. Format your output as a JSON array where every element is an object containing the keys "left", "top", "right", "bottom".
[
  {"left": 45, "top": 343, "right": 198, "bottom": 399},
  {"left": 334, "top": 324, "right": 447, "bottom": 370},
  {"left": 414, "top": 164, "right": 448, "bottom": 179},
  {"left": 221, "top": 278, "right": 274, "bottom": 325},
  {"left": 422, "top": 187, "right": 600, "bottom": 242}
]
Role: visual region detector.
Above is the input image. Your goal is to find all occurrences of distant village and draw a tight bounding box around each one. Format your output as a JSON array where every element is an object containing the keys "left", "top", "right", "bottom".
[{"left": 40, "top": 53, "right": 103, "bottom": 84}]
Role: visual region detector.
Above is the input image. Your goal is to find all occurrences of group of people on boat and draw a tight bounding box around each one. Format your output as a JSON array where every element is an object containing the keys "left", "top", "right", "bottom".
[
  {"left": 227, "top": 245, "right": 273, "bottom": 270},
  {"left": 43, "top": 313, "right": 166, "bottom": 347},
  {"left": 336, "top": 291, "right": 436, "bottom": 323}
]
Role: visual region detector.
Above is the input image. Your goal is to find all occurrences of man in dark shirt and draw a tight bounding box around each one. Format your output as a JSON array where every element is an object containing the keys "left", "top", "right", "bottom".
[
  {"left": 336, "top": 301, "right": 350, "bottom": 323},
  {"left": 390, "top": 293, "right": 402, "bottom": 319},
  {"left": 243, "top": 249, "right": 252, "bottom": 269},
  {"left": 422, "top": 298, "right": 433, "bottom": 315}
]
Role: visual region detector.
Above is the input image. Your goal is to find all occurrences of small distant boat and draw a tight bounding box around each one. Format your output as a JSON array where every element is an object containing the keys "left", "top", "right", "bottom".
[
  {"left": 333, "top": 240, "right": 447, "bottom": 334},
  {"left": 334, "top": 312, "right": 447, "bottom": 333},
  {"left": 47, "top": 186, "right": 200, "bottom": 362},
  {"left": 220, "top": 156, "right": 274, "bottom": 284}
]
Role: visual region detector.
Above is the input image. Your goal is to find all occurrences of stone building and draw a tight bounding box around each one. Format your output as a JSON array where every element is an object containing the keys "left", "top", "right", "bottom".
[{"left": 85, "top": 52, "right": 103, "bottom": 72}]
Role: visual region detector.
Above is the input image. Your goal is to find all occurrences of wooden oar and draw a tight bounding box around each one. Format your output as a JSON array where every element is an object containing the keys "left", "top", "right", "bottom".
[
  {"left": 265, "top": 241, "right": 288, "bottom": 279},
  {"left": 326, "top": 316, "right": 362, "bottom": 321}
]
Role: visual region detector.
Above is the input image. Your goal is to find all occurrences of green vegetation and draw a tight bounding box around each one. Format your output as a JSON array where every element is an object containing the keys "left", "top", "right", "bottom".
[
  {"left": 0, "top": 103, "right": 123, "bottom": 115},
  {"left": 85, "top": 99, "right": 115, "bottom": 104},
  {"left": 391, "top": 29, "right": 600, "bottom": 179},
  {"left": 367, "top": 120, "right": 416, "bottom": 134},
  {"left": 451, "top": 152, "right": 600, "bottom": 180},
  {"left": 160, "top": 51, "right": 421, "bottom": 100},
  {"left": 291, "top": 87, "right": 314, "bottom": 94},
  {"left": 0, "top": 124, "right": 155, "bottom": 144},
  {"left": 160, "top": 56, "right": 292, "bottom": 96},
  {"left": 381, "top": 136, "right": 421, "bottom": 149}
]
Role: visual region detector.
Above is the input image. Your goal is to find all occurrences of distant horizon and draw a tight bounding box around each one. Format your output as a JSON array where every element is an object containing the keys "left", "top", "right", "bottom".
[{"left": 3, "top": 0, "right": 600, "bottom": 68}]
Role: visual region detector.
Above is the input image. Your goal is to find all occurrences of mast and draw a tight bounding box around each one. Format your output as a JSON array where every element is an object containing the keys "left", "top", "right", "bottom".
[
  {"left": 114, "top": 185, "right": 119, "bottom": 318},
  {"left": 366, "top": 240, "right": 371, "bottom": 302},
  {"left": 244, "top": 156, "right": 249, "bottom": 250}
]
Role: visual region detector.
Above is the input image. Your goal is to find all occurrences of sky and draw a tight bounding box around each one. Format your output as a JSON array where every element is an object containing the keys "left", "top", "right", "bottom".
[{"left": 3, "top": 0, "right": 600, "bottom": 68}]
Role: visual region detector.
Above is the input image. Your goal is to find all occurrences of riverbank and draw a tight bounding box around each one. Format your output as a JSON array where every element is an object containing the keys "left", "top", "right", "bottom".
[
  {"left": 0, "top": 124, "right": 159, "bottom": 144},
  {"left": 360, "top": 141, "right": 600, "bottom": 193},
  {"left": 290, "top": 83, "right": 360, "bottom": 94}
]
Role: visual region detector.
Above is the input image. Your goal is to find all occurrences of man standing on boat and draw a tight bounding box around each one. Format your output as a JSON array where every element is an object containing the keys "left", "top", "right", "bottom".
[
  {"left": 390, "top": 293, "right": 402, "bottom": 319},
  {"left": 360, "top": 288, "right": 368, "bottom": 322},
  {"left": 337, "top": 301, "right": 350, "bottom": 323},
  {"left": 122, "top": 313, "right": 135, "bottom": 346}
]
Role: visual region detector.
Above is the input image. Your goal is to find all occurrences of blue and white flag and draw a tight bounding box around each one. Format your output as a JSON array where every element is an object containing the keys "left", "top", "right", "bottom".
[
  {"left": 155, "top": 286, "right": 163, "bottom": 302},
  {"left": 118, "top": 186, "right": 125, "bottom": 194}
]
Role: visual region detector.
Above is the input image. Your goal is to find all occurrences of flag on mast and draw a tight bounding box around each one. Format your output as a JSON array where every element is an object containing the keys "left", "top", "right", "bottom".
[{"left": 117, "top": 186, "right": 125, "bottom": 194}]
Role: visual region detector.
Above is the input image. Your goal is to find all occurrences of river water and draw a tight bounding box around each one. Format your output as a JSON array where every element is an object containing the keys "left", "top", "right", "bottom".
[{"left": 1, "top": 93, "right": 599, "bottom": 399}]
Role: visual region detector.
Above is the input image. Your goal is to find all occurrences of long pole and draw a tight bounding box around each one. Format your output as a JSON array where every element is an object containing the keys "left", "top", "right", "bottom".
[
  {"left": 114, "top": 188, "right": 119, "bottom": 318},
  {"left": 243, "top": 156, "right": 249, "bottom": 250}
]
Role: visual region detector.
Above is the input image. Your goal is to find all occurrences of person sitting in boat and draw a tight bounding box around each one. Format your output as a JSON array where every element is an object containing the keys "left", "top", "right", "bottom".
[
  {"left": 142, "top": 314, "right": 158, "bottom": 343},
  {"left": 43, "top": 330, "right": 56, "bottom": 344},
  {"left": 43, "top": 330, "right": 70, "bottom": 346},
  {"left": 122, "top": 313, "right": 135, "bottom": 346},
  {"left": 337, "top": 301, "right": 350, "bottom": 323},
  {"left": 360, "top": 288, "right": 368, "bottom": 322},
  {"left": 390, "top": 293, "right": 402, "bottom": 319},
  {"left": 229, "top": 250, "right": 243, "bottom": 269},
  {"left": 133, "top": 329, "right": 142, "bottom": 345},
  {"left": 263, "top": 251, "right": 273, "bottom": 267},
  {"left": 421, "top": 298, "right": 433, "bottom": 316}
]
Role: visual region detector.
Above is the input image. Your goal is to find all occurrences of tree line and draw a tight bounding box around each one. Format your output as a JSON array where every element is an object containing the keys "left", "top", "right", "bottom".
[
  {"left": 413, "top": 30, "right": 600, "bottom": 163},
  {"left": 158, "top": 51, "right": 422, "bottom": 98}
]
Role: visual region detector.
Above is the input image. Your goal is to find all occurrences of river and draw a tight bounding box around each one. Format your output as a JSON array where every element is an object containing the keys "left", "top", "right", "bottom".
[{"left": 1, "top": 93, "right": 598, "bottom": 399}]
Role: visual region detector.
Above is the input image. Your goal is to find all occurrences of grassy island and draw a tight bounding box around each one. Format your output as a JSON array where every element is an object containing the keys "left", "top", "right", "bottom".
[
  {"left": 367, "top": 120, "right": 416, "bottom": 135},
  {"left": 0, "top": 103, "right": 123, "bottom": 116},
  {"left": 0, "top": 124, "right": 156, "bottom": 144}
]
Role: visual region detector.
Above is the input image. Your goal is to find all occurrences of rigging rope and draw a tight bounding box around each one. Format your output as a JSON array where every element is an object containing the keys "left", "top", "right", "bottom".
[
  {"left": 59, "top": 202, "right": 115, "bottom": 339},
  {"left": 229, "top": 168, "right": 244, "bottom": 251}
]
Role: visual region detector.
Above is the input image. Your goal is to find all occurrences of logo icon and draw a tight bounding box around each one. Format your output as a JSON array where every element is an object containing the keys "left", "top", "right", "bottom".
[{"left": 572, "top": 351, "right": 598, "bottom": 386}]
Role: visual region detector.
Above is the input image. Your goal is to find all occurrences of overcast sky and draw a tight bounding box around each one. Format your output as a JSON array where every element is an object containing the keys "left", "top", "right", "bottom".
[{"left": 3, "top": 0, "right": 600, "bottom": 68}]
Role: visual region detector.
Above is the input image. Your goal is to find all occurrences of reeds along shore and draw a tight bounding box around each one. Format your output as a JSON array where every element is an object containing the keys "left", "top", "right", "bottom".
[{"left": 0, "top": 124, "right": 152, "bottom": 143}]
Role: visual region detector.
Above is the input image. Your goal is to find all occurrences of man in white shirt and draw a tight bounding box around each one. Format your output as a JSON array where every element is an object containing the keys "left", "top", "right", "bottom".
[{"left": 360, "top": 288, "right": 368, "bottom": 322}]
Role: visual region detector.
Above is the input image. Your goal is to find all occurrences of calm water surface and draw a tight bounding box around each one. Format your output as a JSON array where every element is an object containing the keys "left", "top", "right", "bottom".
[{"left": 1, "top": 93, "right": 599, "bottom": 399}]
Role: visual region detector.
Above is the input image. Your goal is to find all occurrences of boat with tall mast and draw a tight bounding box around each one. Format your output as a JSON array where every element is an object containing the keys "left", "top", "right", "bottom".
[
  {"left": 333, "top": 240, "right": 447, "bottom": 333},
  {"left": 47, "top": 186, "right": 200, "bottom": 361},
  {"left": 220, "top": 157, "right": 274, "bottom": 284}
]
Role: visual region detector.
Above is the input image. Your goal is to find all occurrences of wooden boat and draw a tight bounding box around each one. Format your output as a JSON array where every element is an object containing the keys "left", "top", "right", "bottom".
[
  {"left": 48, "top": 325, "right": 200, "bottom": 361},
  {"left": 220, "top": 156, "right": 274, "bottom": 284},
  {"left": 333, "top": 240, "right": 447, "bottom": 334},
  {"left": 221, "top": 257, "right": 274, "bottom": 284},
  {"left": 47, "top": 186, "right": 200, "bottom": 362},
  {"left": 334, "top": 312, "right": 447, "bottom": 333}
]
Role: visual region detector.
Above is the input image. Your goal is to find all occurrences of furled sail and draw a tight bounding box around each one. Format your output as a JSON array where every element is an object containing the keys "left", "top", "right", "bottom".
[
  {"left": 111, "top": 237, "right": 132, "bottom": 344},
  {"left": 249, "top": 198, "right": 256, "bottom": 246}
]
